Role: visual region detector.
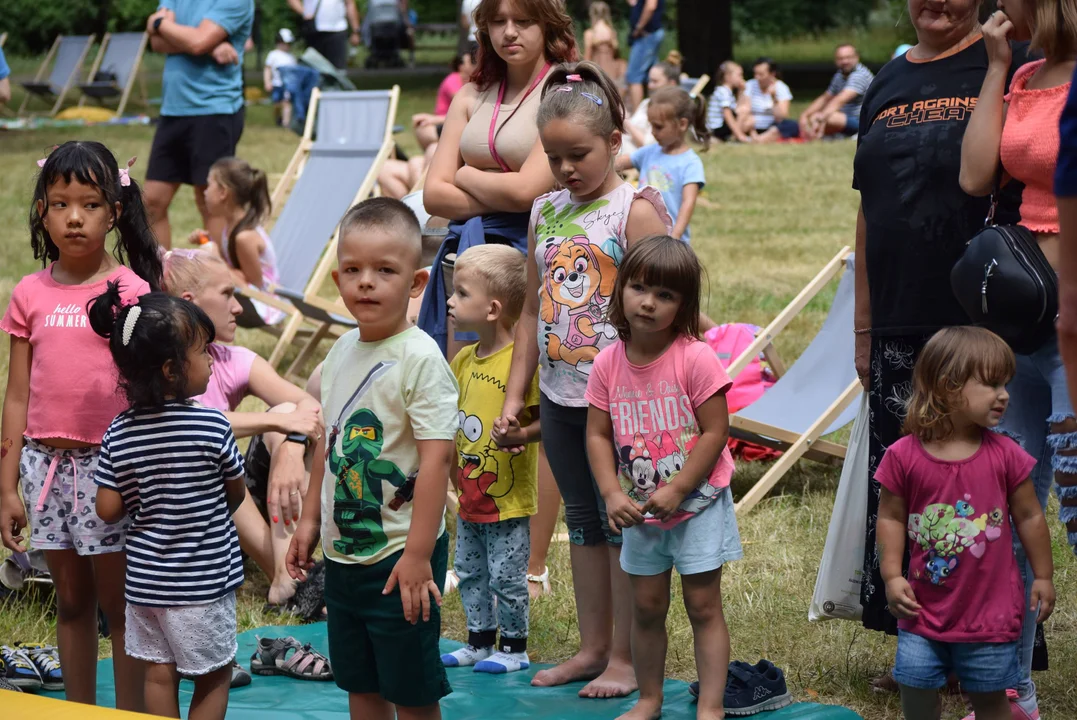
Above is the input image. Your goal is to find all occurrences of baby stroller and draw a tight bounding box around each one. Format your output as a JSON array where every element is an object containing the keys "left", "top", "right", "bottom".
[{"left": 363, "top": 0, "right": 407, "bottom": 68}]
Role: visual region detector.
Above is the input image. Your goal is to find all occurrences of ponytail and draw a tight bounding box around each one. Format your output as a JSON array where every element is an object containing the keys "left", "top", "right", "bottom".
[
  {"left": 114, "top": 176, "right": 164, "bottom": 290},
  {"left": 210, "top": 158, "right": 272, "bottom": 270},
  {"left": 538, "top": 61, "right": 625, "bottom": 139}
]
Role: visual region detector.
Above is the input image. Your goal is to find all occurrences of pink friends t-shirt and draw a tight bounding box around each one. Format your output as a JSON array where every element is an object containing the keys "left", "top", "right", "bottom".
[
  {"left": 435, "top": 71, "right": 464, "bottom": 115},
  {"left": 193, "top": 343, "right": 257, "bottom": 412},
  {"left": 0, "top": 265, "right": 150, "bottom": 444},
  {"left": 875, "top": 431, "right": 1036, "bottom": 643},
  {"left": 585, "top": 335, "right": 735, "bottom": 529}
]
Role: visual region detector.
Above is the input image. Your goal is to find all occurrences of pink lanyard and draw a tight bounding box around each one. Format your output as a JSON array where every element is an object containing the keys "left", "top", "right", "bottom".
[{"left": 488, "top": 62, "right": 551, "bottom": 173}]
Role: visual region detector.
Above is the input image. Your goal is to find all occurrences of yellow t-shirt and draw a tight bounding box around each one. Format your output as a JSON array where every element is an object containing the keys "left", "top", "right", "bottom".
[
  {"left": 320, "top": 326, "right": 459, "bottom": 565},
  {"left": 449, "top": 342, "right": 541, "bottom": 523}
]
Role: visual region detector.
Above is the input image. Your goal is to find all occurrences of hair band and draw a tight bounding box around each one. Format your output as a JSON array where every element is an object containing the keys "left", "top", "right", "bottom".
[
  {"left": 122, "top": 305, "right": 141, "bottom": 347},
  {"left": 118, "top": 157, "right": 137, "bottom": 188},
  {"left": 565, "top": 74, "right": 583, "bottom": 82}
]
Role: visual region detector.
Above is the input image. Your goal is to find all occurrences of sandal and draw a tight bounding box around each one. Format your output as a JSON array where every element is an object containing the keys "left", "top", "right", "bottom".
[
  {"left": 250, "top": 636, "right": 333, "bottom": 681},
  {"left": 527, "top": 566, "right": 551, "bottom": 596}
]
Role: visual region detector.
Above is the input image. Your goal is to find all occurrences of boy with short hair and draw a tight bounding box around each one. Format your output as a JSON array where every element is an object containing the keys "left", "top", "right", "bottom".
[
  {"left": 288, "top": 197, "right": 458, "bottom": 719},
  {"left": 441, "top": 245, "right": 541, "bottom": 674},
  {"left": 264, "top": 28, "right": 297, "bottom": 127}
]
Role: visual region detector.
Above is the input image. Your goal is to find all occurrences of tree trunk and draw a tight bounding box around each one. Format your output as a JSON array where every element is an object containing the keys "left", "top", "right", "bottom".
[
  {"left": 676, "top": 0, "right": 731, "bottom": 92},
  {"left": 96, "top": 0, "right": 111, "bottom": 41}
]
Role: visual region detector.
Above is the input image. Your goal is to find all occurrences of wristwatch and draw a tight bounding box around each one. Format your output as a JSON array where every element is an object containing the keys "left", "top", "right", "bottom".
[
  {"left": 153, "top": 17, "right": 164, "bottom": 33},
  {"left": 285, "top": 432, "right": 309, "bottom": 446}
]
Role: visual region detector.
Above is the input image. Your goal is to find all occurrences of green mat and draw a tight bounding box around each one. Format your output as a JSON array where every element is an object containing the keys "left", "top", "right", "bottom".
[{"left": 48, "top": 623, "right": 862, "bottom": 719}]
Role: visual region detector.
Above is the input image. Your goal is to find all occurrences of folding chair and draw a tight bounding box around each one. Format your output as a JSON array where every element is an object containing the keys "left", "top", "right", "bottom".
[
  {"left": 680, "top": 73, "right": 710, "bottom": 97},
  {"left": 726, "top": 248, "right": 862, "bottom": 514},
  {"left": 236, "top": 86, "right": 400, "bottom": 381},
  {"left": 78, "top": 32, "right": 149, "bottom": 117},
  {"left": 19, "top": 34, "right": 95, "bottom": 116}
]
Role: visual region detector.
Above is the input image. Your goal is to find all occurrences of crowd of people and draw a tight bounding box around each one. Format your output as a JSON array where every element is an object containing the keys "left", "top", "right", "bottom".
[{"left": 5, "top": 1, "right": 1077, "bottom": 720}]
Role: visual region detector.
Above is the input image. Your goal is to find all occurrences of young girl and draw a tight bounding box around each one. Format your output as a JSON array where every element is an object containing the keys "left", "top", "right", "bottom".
[
  {"left": 189, "top": 156, "right": 283, "bottom": 325},
  {"left": 585, "top": 236, "right": 742, "bottom": 720},
  {"left": 584, "top": 2, "right": 621, "bottom": 89},
  {"left": 617, "top": 86, "right": 708, "bottom": 243},
  {"left": 707, "top": 61, "right": 753, "bottom": 143},
  {"left": 499, "top": 61, "right": 671, "bottom": 698},
  {"left": 876, "top": 327, "right": 1055, "bottom": 720},
  {"left": 88, "top": 286, "right": 247, "bottom": 720},
  {"left": 0, "top": 141, "right": 162, "bottom": 710}
]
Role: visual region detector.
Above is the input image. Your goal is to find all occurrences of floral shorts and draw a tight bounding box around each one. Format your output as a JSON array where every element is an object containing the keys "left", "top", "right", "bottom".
[
  {"left": 20, "top": 438, "right": 128, "bottom": 555},
  {"left": 126, "top": 592, "right": 238, "bottom": 676}
]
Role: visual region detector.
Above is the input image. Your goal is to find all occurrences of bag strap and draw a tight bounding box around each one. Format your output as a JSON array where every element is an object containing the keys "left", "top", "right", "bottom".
[{"left": 985, "top": 166, "right": 1003, "bottom": 227}]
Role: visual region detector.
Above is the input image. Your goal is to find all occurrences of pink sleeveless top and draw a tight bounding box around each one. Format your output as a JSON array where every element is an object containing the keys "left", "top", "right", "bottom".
[{"left": 1001, "top": 60, "right": 1069, "bottom": 234}]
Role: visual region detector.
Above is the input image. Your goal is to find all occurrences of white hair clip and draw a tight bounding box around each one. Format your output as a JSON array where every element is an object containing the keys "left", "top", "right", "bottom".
[{"left": 122, "top": 305, "right": 142, "bottom": 347}]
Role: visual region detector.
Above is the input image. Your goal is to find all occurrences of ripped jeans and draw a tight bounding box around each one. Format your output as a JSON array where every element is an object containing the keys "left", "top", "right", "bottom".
[{"left": 999, "top": 331, "right": 1075, "bottom": 711}]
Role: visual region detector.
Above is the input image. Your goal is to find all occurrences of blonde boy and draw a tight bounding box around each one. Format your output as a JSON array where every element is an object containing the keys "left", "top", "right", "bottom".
[
  {"left": 442, "top": 245, "right": 541, "bottom": 673},
  {"left": 288, "top": 197, "right": 458, "bottom": 719}
]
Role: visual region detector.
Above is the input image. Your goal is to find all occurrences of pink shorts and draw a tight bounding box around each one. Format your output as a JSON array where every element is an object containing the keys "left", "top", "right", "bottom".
[{"left": 19, "top": 438, "right": 128, "bottom": 555}]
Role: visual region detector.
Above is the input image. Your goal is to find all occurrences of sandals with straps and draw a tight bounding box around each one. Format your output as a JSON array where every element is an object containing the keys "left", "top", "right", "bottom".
[{"left": 250, "top": 636, "right": 333, "bottom": 681}]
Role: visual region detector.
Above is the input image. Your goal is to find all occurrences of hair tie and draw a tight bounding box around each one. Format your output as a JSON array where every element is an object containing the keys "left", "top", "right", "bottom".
[
  {"left": 565, "top": 74, "right": 583, "bottom": 82},
  {"left": 35, "top": 145, "right": 60, "bottom": 169},
  {"left": 121, "top": 305, "right": 141, "bottom": 347}
]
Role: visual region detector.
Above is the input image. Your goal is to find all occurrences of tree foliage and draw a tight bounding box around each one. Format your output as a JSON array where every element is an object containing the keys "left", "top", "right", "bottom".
[{"left": 731, "top": 0, "right": 877, "bottom": 39}]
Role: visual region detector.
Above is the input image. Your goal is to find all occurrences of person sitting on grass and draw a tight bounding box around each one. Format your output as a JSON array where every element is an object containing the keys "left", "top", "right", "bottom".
[
  {"left": 288, "top": 197, "right": 460, "bottom": 720},
  {"left": 264, "top": 28, "right": 298, "bottom": 128},
  {"left": 798, "top": 44, "right": 875, "bottom": 141},
  {"left": 744, "top": 58, "right": 798, "bottom": 143},
  {"left": 707, "top": 61, "right": 753, "bottom": 143}
]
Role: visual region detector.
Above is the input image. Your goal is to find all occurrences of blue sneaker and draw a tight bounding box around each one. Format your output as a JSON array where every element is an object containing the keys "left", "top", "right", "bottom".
[
  {"left": 688, "top": 659, "right": 761, "bottom": 699},
  {"left": 723, "top": 660, "right": 793, "bottom": 716},
  {"left": 15, "top": 643, "right": 61, "bottom": 691},
  {"left": 0, "top": 646, "right": 42, "bottom": 692}
]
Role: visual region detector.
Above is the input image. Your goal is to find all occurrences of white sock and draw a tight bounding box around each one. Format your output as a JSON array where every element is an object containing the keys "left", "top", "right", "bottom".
[
  {"left": 474, "top": 650, "right": 529, "bottom": 674},
  {"left": 440, "top": 645, "right": 492, "bottom": 667}
]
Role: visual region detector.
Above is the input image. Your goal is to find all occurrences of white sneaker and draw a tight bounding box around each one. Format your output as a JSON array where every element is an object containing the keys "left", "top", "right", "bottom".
[{"left": 440, "top": 645, "right": 492, "bottom": 667}]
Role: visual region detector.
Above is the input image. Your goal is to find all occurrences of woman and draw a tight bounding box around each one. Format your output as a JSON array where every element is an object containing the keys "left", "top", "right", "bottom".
[
  {"left": 584, "top": 1, "right": 622, "bottom": 88},
  {"left": 744, "top": 58, "right": 798, "bottom": 142},
  {"left": 621, "top": 53, "right": 682, "bottom": 155},
  {"left": 853, "top": 0, "right": 1028, "bottom": 674},
  {"left": 959, "top": 2, "right": 1076, "bottom": 716},
  {"left": 421, "top": 0, "right": 574, "bottom": 616}
]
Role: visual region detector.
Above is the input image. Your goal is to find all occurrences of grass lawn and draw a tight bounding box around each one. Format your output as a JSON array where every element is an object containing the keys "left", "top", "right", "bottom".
[{"left": 0, "top": 83, "right": 1075, "bottom": 720}]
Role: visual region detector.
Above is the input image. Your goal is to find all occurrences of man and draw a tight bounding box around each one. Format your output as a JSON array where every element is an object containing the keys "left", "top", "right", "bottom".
[
  {"left": 143, "top": 0, "right": 253, "bottom": 249},
  {"left": 798, "top": 44, "right": 874, "bottom": 141},
  {"left": 288, "top": 0, "right": 360, "bottom": 70},
  {"left": 625, "top": 0, "right": 665, "bottom": 113}
]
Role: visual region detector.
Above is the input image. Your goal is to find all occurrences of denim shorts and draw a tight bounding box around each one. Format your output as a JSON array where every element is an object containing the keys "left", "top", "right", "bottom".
[
  {"left": 270, "top": 86, "right": 288, "bottom": 103},
  {"left": 626, "top": 29, "right": 665, "bottom": 85},
  {"left": 893, "top": 631, "right": 1021, "bottom": 694},
  {"left": 619, "top": 487, "right": 743, "bottom": 576}
]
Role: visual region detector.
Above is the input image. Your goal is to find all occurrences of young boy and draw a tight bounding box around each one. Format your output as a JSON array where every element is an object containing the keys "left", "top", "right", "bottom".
[
  {"left": 288, "top": 197, "right": 459, "bottom": 719},
  {"left": 441, "top": 245, "right": 541, "bottom": 674},
  {"left": 264, "top": 29, "right": 297, "bottom": 128}
]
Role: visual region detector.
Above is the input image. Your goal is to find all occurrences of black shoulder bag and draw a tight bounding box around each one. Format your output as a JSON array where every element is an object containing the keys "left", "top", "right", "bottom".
[{"left": 950, "top": 174, "right": 1057, "bottom": 355}]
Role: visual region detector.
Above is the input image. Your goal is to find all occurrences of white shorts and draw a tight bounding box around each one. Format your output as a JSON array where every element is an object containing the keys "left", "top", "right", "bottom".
[{"left": 125, "top": 592, "right": 237, "bottom": 676}]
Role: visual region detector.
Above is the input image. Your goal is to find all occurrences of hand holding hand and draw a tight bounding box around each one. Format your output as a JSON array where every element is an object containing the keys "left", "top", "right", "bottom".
[
  {"left": 641, "top": 483, "right": 688, "bottom": 522},
  {"left": 605, "top": 492, "right": 645, "bottom": 533},
  {"left": 491, "top": 414, "right": 528, "bottom": 454}
]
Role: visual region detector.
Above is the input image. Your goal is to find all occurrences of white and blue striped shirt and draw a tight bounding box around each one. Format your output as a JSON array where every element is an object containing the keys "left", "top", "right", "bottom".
[{"left": 95, "top": 402, "right": 245, "bottom": 607}]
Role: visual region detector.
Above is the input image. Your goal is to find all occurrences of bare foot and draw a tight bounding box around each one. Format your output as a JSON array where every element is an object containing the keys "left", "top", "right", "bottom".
[
  {"left": 580, "top": 659, "right": 637, "bottom": 699},
  {"left": 266, "top": 579, "right": 297, "bottom": 607},
  {"left": 616, "top": 697, "right": 662, "bottom": 720},
  {"left": 531, "top": 652, "right": 607, "bottom": 688},
  {"left": 695, "top": 709, "right": 724, "bottom": 720}
]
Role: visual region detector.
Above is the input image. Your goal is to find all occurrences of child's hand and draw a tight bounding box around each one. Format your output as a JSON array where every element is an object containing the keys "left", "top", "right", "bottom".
[
  {"left": 0, "top": 494, "right": 28, "bottom": 553},
  {"left": 605, "top": 492, "right": 645, "bottom": 533},
  {"left": 1031, "top": 578, "right": 1056, "bottom": 623},
  {"left": 491, "top": 415, "right": 527, "bottom": 454},
  {"left": 187, "top": 228, "right": 209, "bottom": 246},
  {"left": 641, "top": 483, "right": 688, "bottom": 522},
  {"left": 884, "top": 577, "right": 921, "bottom": 619},
  {"left": 285, "top": 517, "right": 320, "bottom": 581},
  {"left": 384, "top": 551, "right": 442, "bottom": 624}
]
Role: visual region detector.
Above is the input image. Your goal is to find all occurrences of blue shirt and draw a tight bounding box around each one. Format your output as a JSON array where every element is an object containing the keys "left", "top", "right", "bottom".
[
  {"left": 159, "top": 0, "right": 253, "bottom": 116},
  {"left": 0, "top": 47, "right": 9, "bottom": 82},
  {"left": 95, "top": 402, "right": 246, "bottom": 606},
  {"left": 1056, "top": 65, "right": 1077, "bottom": 197},
  {"left": 630, "top": 145, "right": 705, "bottom": 243}
]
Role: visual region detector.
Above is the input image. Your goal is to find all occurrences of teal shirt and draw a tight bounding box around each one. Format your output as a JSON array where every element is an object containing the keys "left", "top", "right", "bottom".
[{"left": 159, "top": 0, "right": 253, "bottom": 116}]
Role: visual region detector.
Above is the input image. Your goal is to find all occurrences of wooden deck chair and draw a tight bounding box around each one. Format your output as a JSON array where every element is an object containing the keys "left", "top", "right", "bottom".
[
  {"left": 236, "top": 86, "right": 400, "bottom": 381},
  {"left": 1, "top": 32, "right": 8, "bottom": 47},
  {"left": 680, "top": 73, "right": 710, "bottom": 97},
  {"left": 727, "top": 248, "right": 863, "bottom": 515},
  {"left": 19, "top": 34, "right": 95, "bottom": 116},
  {"left": 78, "top": 32, "right": 149, "bottom": 117}
]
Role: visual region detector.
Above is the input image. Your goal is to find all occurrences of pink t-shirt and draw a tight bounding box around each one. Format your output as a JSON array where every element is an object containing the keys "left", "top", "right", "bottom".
[
  {"left": 585, "top": 335, "right": 735, "bottom": 529},
  {"left": 0, "top": 265, "right": 150, "bottom": 444},
  {"left": 435, "top": 71, "right": 464, "bottom": 116},
  {"left": 193, "top": 343, "right": 257, "bottom": 412},
  {"left": 875, "top": 431, "right": 1036, "bottom": 643}
]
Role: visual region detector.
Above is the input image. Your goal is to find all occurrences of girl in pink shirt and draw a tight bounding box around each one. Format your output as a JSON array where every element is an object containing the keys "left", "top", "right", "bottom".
[
  {"left": 0, "top": 141, "right": 163, "bottom": 710},
  {"left": 585, "top": 236, "right": 742, "bottom": 720},
  {"left": 876, "top": 327, "right": 1055, "bottom": 720}
]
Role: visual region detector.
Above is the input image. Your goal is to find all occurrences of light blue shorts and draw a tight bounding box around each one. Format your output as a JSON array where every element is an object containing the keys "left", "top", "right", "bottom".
[
  {"left": 619, "top": 486, "right": 742, "bottom": 576},
  {"left": 893, "top": 630, "right": 1021, "bottom": 694},
  {"left": 625, "top": 29, "right": 665, "bottom": 86}
]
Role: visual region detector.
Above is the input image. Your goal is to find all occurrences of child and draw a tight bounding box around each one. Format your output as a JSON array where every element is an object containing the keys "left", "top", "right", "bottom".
[
  {"left": 585, "top": 236, "right": 742, "bottom": 720},
  {"left": 264, "top": 29, "right": 298, "bottom": 128},
  {"left": 876, "top": 327, "right": 1055, "bottom": 720},
  {"left": 707, "top": 61, "right": 752, "bottom": 143},
  {"left": 287, "top": 197, "right": 460, "bottom": 720},
  {"left": 0, "top": 141, "right": 162, "bottom": 709},
  {"left": 617, "top": 85, "right": 708, "bottom": 243},
  {"left": 88, "top": 287, "right": 246, "bottom": 720},
  {"left": 189, "top": 156, "right": 282, "bottom": 325},
  {"left": 500, "top": 61, "right": 672, "bottom": 698},
  {"left": 441, "top": 244, "right": 541, "bottom": 674}
]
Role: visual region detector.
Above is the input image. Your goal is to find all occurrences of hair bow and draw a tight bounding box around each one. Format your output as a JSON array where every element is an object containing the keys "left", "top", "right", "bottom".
[
  {"left": 35, "top": 145, "right": 60, "bottom": 169},
  {"left": 118, "top": 157, "right": 137, "bottom": 188},
  {"left": 121, "top": 297, "right": 138, "bottom": 308}
]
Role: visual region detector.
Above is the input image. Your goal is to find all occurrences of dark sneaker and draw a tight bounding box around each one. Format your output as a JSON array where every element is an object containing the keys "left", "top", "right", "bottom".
[
  {"left": 0, "top": 646, "right": 42, "bottom": 692},
  {"left": 688, "top": 659, "right": 764, "bottom": 699},
  {"left": 15, "top": 643, "right": 62, "bottom": 691},
  {"left": 724, "top": 660, "right": 793, "bottom": 716}
]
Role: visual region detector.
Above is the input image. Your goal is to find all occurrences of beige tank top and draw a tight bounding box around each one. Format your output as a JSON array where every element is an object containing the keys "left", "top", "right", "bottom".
[{"left": 459, "top": 84, "right": 542, "bottom": 172}]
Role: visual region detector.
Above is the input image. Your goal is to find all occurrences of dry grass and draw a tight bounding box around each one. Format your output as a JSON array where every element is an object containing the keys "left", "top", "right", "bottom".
[{"left": 1, "top": 88, "right": 1075, "bottom": 720}]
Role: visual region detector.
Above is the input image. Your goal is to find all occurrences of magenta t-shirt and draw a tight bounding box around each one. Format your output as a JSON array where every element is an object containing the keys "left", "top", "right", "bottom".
[
  {"left": 585, "top": 335, "right": 735, "bottom": 529},
  {"left": 193, "top": 343, "right": 257, "bottom": 412},
  {"left": 875, "top": 431, "right": 1036, "bottom": 643},
  {"left": 435, "top": 72, "right": 464, "bottom": 115}
]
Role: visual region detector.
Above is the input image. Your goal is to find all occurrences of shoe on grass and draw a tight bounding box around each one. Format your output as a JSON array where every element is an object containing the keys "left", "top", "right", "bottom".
[
  {"left": 723, "top": 660, "right": 793, "bottom": 716},
  {"left": 0, "top": 646, "right": 42, "bottom": 692},
  {"left": 688, "top": 659, "right": 777, "bottom": 699},
  {"left": 15, "top": 643, "right": 62, "bottom": 691}
]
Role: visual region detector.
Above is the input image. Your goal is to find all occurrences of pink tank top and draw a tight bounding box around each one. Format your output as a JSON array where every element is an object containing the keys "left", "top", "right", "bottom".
[{"left": 1001, "top": 60, "right": 1069, "bottom": 234}]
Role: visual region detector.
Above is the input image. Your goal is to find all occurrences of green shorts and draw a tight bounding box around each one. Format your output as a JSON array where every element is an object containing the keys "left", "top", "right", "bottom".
[{"left": 325, "top": 533, "right": 451, "bottom": 707}]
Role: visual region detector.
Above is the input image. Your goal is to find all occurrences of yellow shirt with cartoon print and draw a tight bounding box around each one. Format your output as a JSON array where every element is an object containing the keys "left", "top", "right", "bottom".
[{"left": 450, "top": 342, "right": 541, "bottom": 523}]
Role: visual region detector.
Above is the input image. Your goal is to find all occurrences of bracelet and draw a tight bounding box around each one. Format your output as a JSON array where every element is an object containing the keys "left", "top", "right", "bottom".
[
  {"left": 285, "top": 432, "right": 309, "bottom": 445},
  {"left": 853, "top": 328, "right": 871, "bottom": 335}
]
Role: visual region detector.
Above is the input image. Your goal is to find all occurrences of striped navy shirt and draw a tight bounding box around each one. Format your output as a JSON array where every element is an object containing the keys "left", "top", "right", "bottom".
[
  {"left": 826, "top": 62, "right": 875, "bottom": 120},
  {"left": 95, "top": 402, "right": 245, "bottom": 607}
]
